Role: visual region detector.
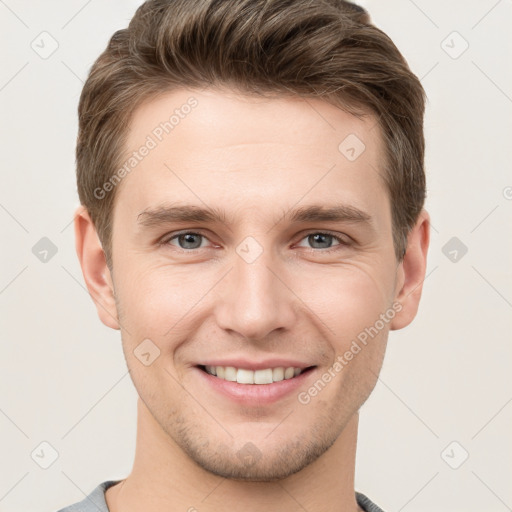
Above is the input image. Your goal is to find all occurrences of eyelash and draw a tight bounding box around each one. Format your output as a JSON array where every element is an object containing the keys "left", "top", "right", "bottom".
[{"left": 159, "top": 230, "right": 352, "bottom": 253}]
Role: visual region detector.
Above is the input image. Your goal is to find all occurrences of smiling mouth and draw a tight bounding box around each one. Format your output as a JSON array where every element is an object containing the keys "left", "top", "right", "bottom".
[{"left": 198, "top": 365, "right": 315, "bottom": 384}]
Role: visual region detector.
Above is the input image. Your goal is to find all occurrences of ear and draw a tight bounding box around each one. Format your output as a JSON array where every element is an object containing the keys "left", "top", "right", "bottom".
[
  {"left": 74, "top": 206, "right": 120, "bottom": 330},
  {"left": 390, "top": 209, "right": 430, "bottom": 330}
]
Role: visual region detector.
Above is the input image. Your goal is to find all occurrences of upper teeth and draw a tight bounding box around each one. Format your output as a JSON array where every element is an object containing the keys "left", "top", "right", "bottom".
[{"left": 204, "top": 365, "right": 303, "bottom": 384}]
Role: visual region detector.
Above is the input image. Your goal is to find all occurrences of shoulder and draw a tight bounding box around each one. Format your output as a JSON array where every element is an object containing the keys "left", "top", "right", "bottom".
[
  {"left": 56, "top": 480, "right": 121, "bottom": 512},
  {"left": 356, "top": 491, "right": 386, "bottom": 512}
]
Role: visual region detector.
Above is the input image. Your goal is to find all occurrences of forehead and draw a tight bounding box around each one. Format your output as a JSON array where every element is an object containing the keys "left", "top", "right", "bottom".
[{"left": 115, "top": 87, "right": 389, "bottom": 227}]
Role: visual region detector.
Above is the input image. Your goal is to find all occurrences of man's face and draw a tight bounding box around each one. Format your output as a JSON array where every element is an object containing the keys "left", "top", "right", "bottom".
[{"left": 109, "top": 88, "right": 402, "bottom": 480}]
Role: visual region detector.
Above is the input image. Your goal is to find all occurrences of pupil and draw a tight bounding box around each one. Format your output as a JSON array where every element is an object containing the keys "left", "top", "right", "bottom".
[
  {"left": 180, "top": 233, "right": 201, "bottom": 249},
  {"left": 177, "top": 234, "right": 333, "bottom": 250},
  {"left": 310, "top": 233, "right": 331, "bottom": 249}
]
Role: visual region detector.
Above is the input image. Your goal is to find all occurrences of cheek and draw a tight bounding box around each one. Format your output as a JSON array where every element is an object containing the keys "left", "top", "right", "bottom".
[
  {"left": 115, "top": 254, "right": 395, "bottom": 356},
  {"left": 292, "top": 263, "right": 394, "bottom": 341},
  {"left": 116, "top": 262, "right": 212, "bottom": 335}
]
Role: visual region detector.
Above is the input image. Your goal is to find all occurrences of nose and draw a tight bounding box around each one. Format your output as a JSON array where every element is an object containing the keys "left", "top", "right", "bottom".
[{"left": 214, "top": 243, "right": 298, "bottom": 342}]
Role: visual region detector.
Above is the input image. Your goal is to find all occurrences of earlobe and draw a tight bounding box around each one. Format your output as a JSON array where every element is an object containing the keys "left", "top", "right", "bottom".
[
  {"left": 74, "top": 206, "right": 120, "bottom": 330},
  {"left": 390, "top": 209, "right": 430, "bottom": 331}
]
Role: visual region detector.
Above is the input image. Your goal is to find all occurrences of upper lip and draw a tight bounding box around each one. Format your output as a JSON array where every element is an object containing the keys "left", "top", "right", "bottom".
[{"left": 197, "top": 359, "right": 315, "bottom": 371}]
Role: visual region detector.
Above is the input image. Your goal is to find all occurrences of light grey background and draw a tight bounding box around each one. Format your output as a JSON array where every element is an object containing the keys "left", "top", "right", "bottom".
[{"left": 1, "top": 1, "right": 511, "bottom": 511}]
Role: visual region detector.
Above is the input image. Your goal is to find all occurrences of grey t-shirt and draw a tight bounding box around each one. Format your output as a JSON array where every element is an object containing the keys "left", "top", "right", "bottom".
[{"left": 57, "top": 480, "right": 385, "bottom": 512}]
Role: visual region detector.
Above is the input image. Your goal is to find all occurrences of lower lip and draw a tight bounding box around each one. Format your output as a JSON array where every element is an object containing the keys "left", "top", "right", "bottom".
[{"left": 195, "top": 367, "right": 316, "bottom": 405}]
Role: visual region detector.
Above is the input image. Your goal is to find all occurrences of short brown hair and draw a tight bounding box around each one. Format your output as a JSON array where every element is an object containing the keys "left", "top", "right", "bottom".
[{"left": 76, "top": 0, "right": 426, "bottom": 266}]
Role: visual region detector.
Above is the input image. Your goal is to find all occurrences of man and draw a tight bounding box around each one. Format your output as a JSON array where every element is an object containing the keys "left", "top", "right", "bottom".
[{"left": 59, "top": 0, "right": 430, "bottom": 510}]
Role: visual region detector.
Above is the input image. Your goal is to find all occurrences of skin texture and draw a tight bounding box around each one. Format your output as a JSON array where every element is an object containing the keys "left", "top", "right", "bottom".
[{"left": 75, "top": 87, "right": 430, "bottom": 512}]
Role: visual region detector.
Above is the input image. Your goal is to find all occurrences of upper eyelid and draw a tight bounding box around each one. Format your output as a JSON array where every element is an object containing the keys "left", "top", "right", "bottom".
[
  {"left": 297, "top": 231, "right": 350, "bottom": 244},
  {"left": 160, "top": 229, "right": 211, "bottom": 243},
  {"left": 161, "top": 229, "right": 351, "bottom": 247}
]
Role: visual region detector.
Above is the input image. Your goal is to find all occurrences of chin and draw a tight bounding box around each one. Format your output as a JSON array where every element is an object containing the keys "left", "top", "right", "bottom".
[{"left": 178, "top": 430, "right": 339, "bottom": 482}]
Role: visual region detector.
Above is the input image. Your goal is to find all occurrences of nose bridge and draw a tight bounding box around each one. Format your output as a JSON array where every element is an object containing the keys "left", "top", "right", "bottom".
[{"left": 215, "top": 238, "right": 296, "bottom": 341}]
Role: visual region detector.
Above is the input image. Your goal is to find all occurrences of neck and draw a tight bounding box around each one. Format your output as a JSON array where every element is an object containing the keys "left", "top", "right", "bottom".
[{"left": 106, "top": 398, "right": 362, "bottom": 512}]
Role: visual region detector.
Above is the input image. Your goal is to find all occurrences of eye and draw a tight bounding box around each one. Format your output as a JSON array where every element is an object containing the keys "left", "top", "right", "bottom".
[
  {"left": 164, "top": 232, "right": 211, "bottom": 250},
  {"left": 159, "top": 230, "right": 351, "bottom": 253},
  {"left": 296, "top": 232, "right": 349, "bottom": 251}
]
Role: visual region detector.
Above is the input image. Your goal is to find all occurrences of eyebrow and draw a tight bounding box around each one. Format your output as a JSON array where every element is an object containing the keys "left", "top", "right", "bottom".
[
  {"left": 137, "top": 203, "right": 373, "bottom": 229},
  {"left": 285, "top": 204, "right": 372, "bottom": 225},
  {"left": 137, "top": 204, "right": 228, "bottom": 227}
]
